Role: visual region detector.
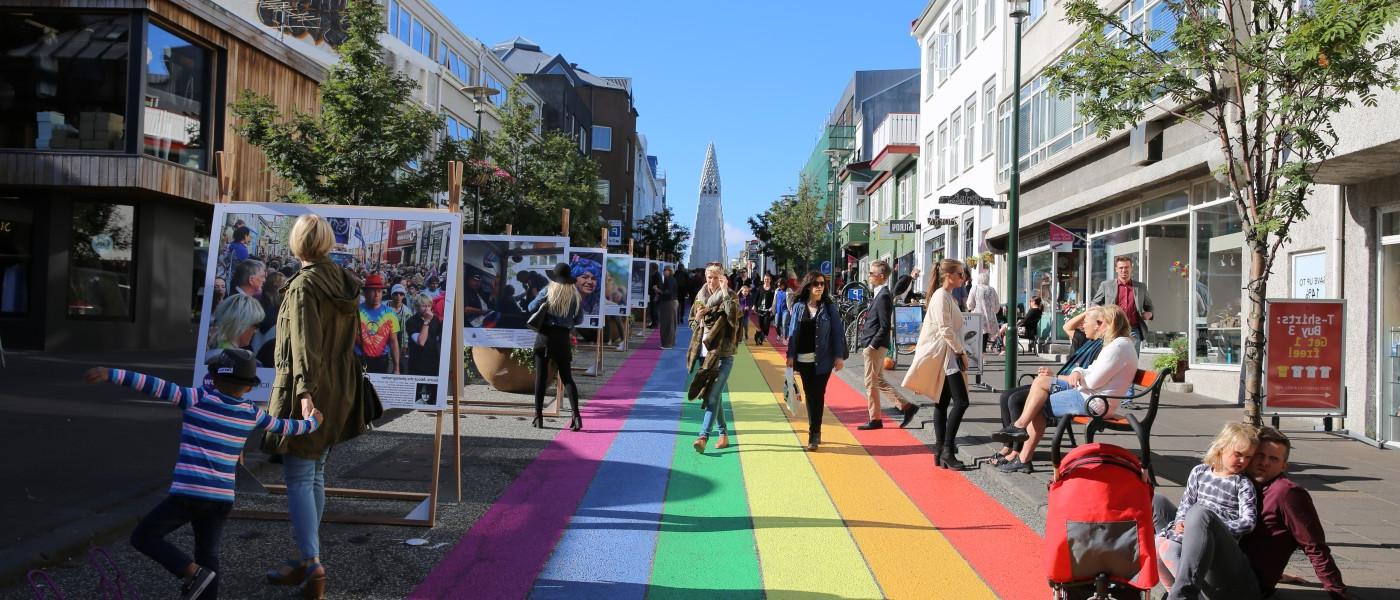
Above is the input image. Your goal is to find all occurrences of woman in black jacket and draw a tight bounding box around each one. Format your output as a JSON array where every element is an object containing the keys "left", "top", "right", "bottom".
[
  {"left": 528, "top": 263, "right": 585, "bottom": 431},
  {"left": 785, "top": 272, "right": 848, "bottom": 451},
  {"left": 1020, "top": 296, "right": 1044, "bottom": 352}
]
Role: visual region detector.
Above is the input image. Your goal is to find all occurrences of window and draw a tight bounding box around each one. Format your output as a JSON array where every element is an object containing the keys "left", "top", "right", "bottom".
[
  {"left": 1194, "top": 203, "right": 1243, "bottom": 364},
  {"left": 483, "top": 73, "right": 507, "bottom": 107},
  {"left": 388, "top": 0, "right": 399, "bottom": 36},
  {"left": 1027, "top": 0, "right": 1047, "bottom": 27},
  {"left": 0, "top": 13, "right": 130, "bottom": 151},
  {"left": 69, "top": 202, "right": 136, "bottom": 319},
  {"left": 936, "top": 121, "right": 948, "bottom": 186},
  {"left": 397, "top": 8, "right": 410, "bottom": 45},
  {"left": 982, "top": 78, "right": 996, "bottom": 157},
  {"left": 443, "top": 112, "right": 472, "bottom": 141},
  {"left": 951, "top": 5, "right": 964, "bottom": 69},
  {"left": 962, "top": 218, "right": 975, "bottom": 260},
  {"left": 925, "top": 44, "right": 938, "bottom": 96},
  {"left": 1114, "top": 0, "right": 1179, "bottom": 53},
  {"left": 967, "top": 1, "right": 978, "bottom": 53},
  {"left": 592, "top": 126, "right": 612, "bottom": 151},
  {"left": 985, "top": 0, "right": 997, "bottom": 34},
  {"left": 997, "top": 73, "right": 1095, "bottom": 182},
  {"left": 949, "top": 110, "right": 962, "bottom": 178},
  {"left": 924, "top": 135, "right": 937, "bottom": 190},
  {"left": 143, "top": 22, "right": 211, "bottom": 170},
  {"left": 964, "top": 94, "right": 977, "bottom": 168},
  {"left": 441, "top": 46, "right": 472, "bottom": 84},
  {"left": 0, "top": 201, "right": 33, "bottom": 315},
  {"left": 596, "top": 180, "right": 610, "bottom": 205},
  {"left": 937, "top": 20, "right": 951, "bottom": 85},
  {"left": 897, "top": 175, "right": 912, "bottom": 217}
]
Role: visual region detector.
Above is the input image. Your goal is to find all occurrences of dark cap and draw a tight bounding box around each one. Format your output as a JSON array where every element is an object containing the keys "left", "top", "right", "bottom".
[
  {"left": 205, "top": 348, "right": 261, "bottom": 386},
  {"left": 546, "top": 262, "right": 575, "bottom": 284}
]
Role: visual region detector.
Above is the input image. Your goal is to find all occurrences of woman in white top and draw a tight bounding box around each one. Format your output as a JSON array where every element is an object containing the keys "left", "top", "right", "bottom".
[
  {"left": 994, "top": 304, "right": 1139, "bottom": 473},
  {"left": 901, "top": 259, "right": 972, "bottom": 470},
  {"left": 964, "top": 270, "right": 1000, "bottom": 353}
]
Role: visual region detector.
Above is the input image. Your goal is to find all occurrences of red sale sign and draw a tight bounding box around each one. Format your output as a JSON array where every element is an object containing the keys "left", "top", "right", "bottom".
[{"left": 1264, "top": 299, "right": 1345, "bottom": 414}]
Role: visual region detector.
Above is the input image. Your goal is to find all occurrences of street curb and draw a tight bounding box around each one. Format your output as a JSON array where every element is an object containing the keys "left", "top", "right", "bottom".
[{"left": 0, "top": 487, "right": 167, "bottom": 586}]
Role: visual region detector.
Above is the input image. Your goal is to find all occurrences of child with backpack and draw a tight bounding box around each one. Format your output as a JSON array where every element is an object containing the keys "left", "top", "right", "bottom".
[
  {"left": 1156, "top": 422, "right": 1259, "bottom": 587},
  {"left": 84, "top": 349, "right": 322, "bottom": 599}
]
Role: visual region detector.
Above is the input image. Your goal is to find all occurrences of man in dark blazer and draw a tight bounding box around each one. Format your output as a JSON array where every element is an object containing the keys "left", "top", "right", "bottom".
[
  {"left": 857, "top": 260, "right": 919, "bottom": 429},
  {"left": 1090, "top": 255, "right": 1154, "bottom": 349}
]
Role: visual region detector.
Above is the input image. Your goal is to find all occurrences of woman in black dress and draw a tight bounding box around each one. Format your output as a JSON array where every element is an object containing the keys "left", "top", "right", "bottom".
[{"left": 528, "top": 263, "right": 585, "bottom": 430}]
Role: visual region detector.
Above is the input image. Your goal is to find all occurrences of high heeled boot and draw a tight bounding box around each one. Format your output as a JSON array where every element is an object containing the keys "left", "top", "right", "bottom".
[{"left": 568, "top": 394, "right": 582, "bottom": 432}]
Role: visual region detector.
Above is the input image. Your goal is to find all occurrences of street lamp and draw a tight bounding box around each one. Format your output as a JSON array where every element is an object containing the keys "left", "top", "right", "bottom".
[
  {"left": 1004, "top": 0, "right": 1029, "bottom": 392},
  {"left": 823, "top": 148, "right": 846, "bottom": 282},
  {"left": 460, "top": 84, "right": 500, "bottom": 233}
]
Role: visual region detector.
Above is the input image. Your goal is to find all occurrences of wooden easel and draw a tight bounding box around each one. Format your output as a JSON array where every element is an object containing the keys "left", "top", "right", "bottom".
[
  {"left": 608, "top": 239, "right": 636, "bottom": 353},
  {"left": 221, "top": 151, "right": 451, "bottom": 526},
  {"left": 455, "top": 212, "right": 568, "bottom": 417}
]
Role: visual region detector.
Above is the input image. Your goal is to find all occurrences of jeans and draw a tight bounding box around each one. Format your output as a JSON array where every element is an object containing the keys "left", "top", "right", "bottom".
[
  {"left": 1151, "top": 494, "right": 1262, "bottom": 600},
  {"left": 130, "top": 494, "right": 231, "bottom": 599},
  {"left": 795, "top": 362, "right": 830, "bottom": 441},
  {"left": 698, "top": 356, "right": 735, "bottom": 438},
  {"left": 284, "top": 449, "right": 330, "bottom": 561}
]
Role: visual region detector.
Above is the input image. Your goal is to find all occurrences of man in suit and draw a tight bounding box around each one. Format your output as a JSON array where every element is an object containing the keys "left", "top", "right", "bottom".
[
  {"left": 857, "top": 260, "right": 919, "bottom": 429},
  {"left": 1092, "top": 256, "right": 1153, "bottom": 349}
]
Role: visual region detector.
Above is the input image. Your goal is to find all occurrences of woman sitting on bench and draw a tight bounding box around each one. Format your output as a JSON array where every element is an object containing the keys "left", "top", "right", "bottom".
[{"left": 993, "top": 304, "right": 1138, "bottom": 473}]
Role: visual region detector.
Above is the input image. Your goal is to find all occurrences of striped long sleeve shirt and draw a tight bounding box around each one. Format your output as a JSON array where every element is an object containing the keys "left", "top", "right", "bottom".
[
  {"left": 106, "top": 368, "right": 320, "bottom": 503},
  {"left": 1162, "top": 463, "right": 1258, "bottom": 542}
]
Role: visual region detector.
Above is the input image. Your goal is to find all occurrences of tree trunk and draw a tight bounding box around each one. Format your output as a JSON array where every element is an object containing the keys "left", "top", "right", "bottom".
[{"left": 1243, "top": 241, "right": 1269, "bottom": 427}]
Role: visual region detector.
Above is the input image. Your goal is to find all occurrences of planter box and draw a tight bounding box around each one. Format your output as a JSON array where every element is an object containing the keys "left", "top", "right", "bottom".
[{"left": 470, "top": 347, "right": 554, "bottom": 394}]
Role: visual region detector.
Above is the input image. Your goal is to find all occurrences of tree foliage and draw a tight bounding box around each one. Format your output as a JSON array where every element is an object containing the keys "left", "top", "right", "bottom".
[
  {"left": 1046, "top": 0, "right": 1400, "bottom": 423},
  {"left": 632, "top": 205, "right": 691, "bottom": 263},
  {"left": 232, "top": 0, "right": 458, "bottom": 207},
  {"left": 768, "top": 176, "right": 826, "bottom": 275}
]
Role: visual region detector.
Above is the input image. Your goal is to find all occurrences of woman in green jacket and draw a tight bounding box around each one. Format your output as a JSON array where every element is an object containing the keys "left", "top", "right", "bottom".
[{"left": 263, "top": 214, "right": 371, "bottom": 599}]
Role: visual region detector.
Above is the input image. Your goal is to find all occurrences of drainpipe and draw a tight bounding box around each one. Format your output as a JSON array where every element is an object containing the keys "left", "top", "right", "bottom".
[{"left": 1333, "top": 185, "right": 1346, "bottom": 430}]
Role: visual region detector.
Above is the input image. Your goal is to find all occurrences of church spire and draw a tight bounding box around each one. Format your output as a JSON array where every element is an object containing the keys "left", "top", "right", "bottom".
[{"left": 699, "top": 143, "right": 720, "bottom": 195}]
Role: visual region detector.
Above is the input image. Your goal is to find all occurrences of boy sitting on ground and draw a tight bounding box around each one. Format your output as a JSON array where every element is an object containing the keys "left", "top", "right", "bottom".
[{"left": 84, "top": 348, "right": 321, "bottom": 600}]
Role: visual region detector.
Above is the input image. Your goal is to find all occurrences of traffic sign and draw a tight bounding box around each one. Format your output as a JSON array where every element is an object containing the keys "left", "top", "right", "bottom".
[
  {"left": 826, "top": 223, "right": 834, "bottom": 233},
  {"left": 820, "top": 261, "right": 832, "bottom": 275}
]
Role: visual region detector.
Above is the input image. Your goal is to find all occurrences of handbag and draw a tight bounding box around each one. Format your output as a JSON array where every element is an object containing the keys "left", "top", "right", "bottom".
[
  {"left": 360, "top": 364, "right": 384, "bottom": 424},
  {"left": 526, "top": 302, "right": 549, "bottom": 332}
]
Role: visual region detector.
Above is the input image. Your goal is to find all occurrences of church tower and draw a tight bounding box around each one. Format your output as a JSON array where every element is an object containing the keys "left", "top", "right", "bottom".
[{"left": 688, "top": 143, "right": 728, "bottom": 268}]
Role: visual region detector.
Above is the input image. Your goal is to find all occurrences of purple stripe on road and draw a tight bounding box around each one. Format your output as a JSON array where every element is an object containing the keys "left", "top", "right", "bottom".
[{"left": 409, "top": 332, "right": 664, "bottom": 600}]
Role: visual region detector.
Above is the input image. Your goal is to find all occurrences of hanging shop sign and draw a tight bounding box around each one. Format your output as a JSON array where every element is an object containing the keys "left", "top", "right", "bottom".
[
  {"left": 887, "top": 220, "right": 918, "bottom": 234},
  {"left": 1263, "top": 299, "right": 1345, "bottom": 416},
  {"left": 938, "top": 187, "right": 1007, "bottom": 208}
]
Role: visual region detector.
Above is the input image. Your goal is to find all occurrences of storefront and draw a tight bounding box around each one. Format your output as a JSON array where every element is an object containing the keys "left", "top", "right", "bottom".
[
  {"left": 1379, "top": 209, "right": 1400, "bottom": 443},
  {"left": 1012, "top": 228, "right": 1084, "bottom": 344},
  {"left": 1085, "top": 179, "right": 1243, "bottom": 369}
]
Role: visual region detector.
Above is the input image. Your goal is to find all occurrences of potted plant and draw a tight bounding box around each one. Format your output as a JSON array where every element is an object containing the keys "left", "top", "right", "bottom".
[
  {"left": 1153, "top": 337, "right": 1190, "bottom": 383},
  {"left": 470, "top": 347, "right": 553, "bottom": 393}
]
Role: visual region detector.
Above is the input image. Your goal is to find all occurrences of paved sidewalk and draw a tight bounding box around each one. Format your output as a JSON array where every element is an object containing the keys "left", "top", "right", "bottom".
[{"left": 833, "top": 350, "right": 1400, "bottom": 599}]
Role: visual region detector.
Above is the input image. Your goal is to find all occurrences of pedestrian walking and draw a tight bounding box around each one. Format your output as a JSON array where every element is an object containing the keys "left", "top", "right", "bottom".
[
  {"left": 656, "top": 265, "right": 679, "bottom": 348},
  {"left": 786, "top": 272, "right": 847, "bottom": 451},
  {"left": 527, "top": 263, "right": 585, "bottom": 430},
  {"left": 263, "top": 214, "right": 377, "bottom": 599},
  {"left": 902, "top": 259, "right": 972, "bottom": 470},
  {"left": 84, "top": 349, "right": 321, "bottom": 600},
  {"left": 686, "top": 264, "right": 740, "bottom": 453},
  {"left": 773, "top": 279, "right": 790, "bottom": 344},
  {"left": 856, "top": 260, "right": 918, "bottom": 430},
  {"left": 755, "top": 274, "right": 776, "bottom": 345},
  {"left": 736, "top": 285, "right": 752, "bottom": 343}
]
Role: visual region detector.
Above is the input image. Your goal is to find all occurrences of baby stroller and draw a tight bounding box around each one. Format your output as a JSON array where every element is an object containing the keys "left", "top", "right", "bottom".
[{"left": 1044, "top": 442, "right": 1158, "bottom": 599}]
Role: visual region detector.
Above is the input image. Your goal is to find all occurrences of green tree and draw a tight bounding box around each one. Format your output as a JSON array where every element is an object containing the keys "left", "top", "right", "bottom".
[
  {"left": 1046, "top": 0, "right": 1400, "bottom": 424},
  {"left": 747, "top": 201, "right": 795, "bottom": 271},
  {"left": 769, "top": 177, "right": 825, "bottom": 276},
  {"left": 473, "top": 80, "right": 602, "bottom": 244},
  {"left": 632, "top": 205, "right": 691, "bottom": 262},
  {"left": 231, "top": 0, "right": 459, "bottom": 207}
]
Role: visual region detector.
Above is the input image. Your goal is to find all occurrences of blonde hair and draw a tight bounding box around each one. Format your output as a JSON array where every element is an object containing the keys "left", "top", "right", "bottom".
[
  {"left": 210, "top": 293, "right": 264, "bottom": 349},
  {"left": 1204, "top": 422, "right": 1260, "bottom": 472},
  {"left": 1096, "top": 304, "right": 1133, "bottom": 345},
  {"left": 544, "top": 280, "right": 580, "bottom": 318},
  {"left": 704, "top": 264, "right": 725, "bottom": 278},
  {"left": 289, "top": 214, "right": 334, "bottom": 261},
  {"left": 1082, "top": 306, "right": 1106, "bottom": 339},
  {"left": 926, "top": 258, "right": 966, "bottom": 299}
]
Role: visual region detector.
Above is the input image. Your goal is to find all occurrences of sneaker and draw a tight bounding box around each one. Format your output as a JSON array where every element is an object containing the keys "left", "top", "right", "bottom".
[
  {"left": 996, "top": 457, "right": 1033, "bottom": 474},
  {"left": 991, "top": 426, "right": 1029, "bottom": 445},
  {"left": 181, "top": 567, "right": 216, "bottom": 600}
]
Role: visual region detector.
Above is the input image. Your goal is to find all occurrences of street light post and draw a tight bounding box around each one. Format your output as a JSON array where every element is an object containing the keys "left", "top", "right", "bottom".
[
  {"left": 460, "top": 85, "right": 500, "bottom": 234},
  {"left": 1005, "top": 1, "right": 1028, "bottom": 391}
]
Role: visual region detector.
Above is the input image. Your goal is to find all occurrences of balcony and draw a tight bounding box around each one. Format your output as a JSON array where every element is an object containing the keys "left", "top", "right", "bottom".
[
  {"left": 841, "top": 222, "right": 869, "bottom": 251},
  {"left": 870, "top": 113, "right": 919, "bottom": 172}
]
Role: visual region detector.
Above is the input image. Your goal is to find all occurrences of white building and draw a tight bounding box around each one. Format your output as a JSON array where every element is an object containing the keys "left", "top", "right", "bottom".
[
  {"left": 912, "top": 0, "right": 1007, "bottom": 295},
  {"left": 633, "top": 135, "right": 667, "bottom": 229}
]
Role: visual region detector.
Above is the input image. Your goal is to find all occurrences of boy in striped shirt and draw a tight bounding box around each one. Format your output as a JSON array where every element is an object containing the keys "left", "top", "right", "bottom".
[{"left": 85, "top": 349, "right": 321, "bottom": 600}]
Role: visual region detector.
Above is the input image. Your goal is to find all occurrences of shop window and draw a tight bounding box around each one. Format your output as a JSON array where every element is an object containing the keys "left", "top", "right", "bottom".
[
  {"left": 1381, "top": 242, "right": 1400, "bottom": 440},
  {"left": 1089, "top": 227, "right": 1141, "bottom": 307},
  {"left": 1194, "top": 204, "right": 1243, "bottom": 364},
  {"left": 1384, "top": 211, "right": 1400, "bottom": 237},
  {"left": 0, "top": 202, "right": 34, "bottom": 315},
  {"left": 1142, "top": 190, "right": 1189, "bottom": 220},
  {"left": 0, "top": 13, "right": 130, "bottom": 151},
  {"left": 68, "top": 203, "right": 136, "bottom": 319},
  {"left": 1141, "top": 216, "right": 1190, "bottom": 348},
  {"left": 144, "top": 22, "right": 211, "bottom": 170}
]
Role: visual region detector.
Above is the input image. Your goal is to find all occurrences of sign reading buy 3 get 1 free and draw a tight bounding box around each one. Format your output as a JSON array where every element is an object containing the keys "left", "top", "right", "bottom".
[{"left": 1264, "top": 299, "right": 1345, "bottom": 414}]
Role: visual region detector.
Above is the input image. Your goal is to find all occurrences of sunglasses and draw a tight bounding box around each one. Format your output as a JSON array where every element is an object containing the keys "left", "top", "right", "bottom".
[{"left": 812, "top": 281, "right": 827, "bottom": 287}]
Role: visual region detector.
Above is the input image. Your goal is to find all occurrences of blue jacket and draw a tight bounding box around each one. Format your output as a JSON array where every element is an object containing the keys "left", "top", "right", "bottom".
[
  {"left": 786, "top": 301, "right": 848, "bottom": 374},
  {"left": 528, "top": 294, "right": 583, "bottom": 330}
]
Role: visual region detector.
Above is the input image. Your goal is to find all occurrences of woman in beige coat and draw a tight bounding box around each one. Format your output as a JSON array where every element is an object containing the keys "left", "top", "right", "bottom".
[{"left": 901, "top": 259, "right": 971, "bottom": 470}]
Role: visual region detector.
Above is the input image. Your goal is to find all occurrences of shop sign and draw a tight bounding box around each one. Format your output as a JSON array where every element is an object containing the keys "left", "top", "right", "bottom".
[
  {"left": 395, "top": 229, "right": 415, "bottom": 246},
  {"left": 887, "top": 220, "right": 918, "bottom": 234},
  {"left": 1264, "top": 299, "right": 1345, "bottom": 415},
  {"left": 1291, "top": 251, "right": 1327, "bottom": 299},
  {"left": 1049, "top": 222, "right": 1075, "bottom": 252}
]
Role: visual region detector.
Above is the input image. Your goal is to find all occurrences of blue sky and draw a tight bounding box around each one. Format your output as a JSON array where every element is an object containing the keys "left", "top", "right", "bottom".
[{"left": 439, "top": 0, "right": 924, "bottom": 261}]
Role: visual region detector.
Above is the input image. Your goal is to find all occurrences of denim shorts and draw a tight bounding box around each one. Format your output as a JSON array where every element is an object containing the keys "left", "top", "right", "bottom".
[{"left": 1049, "top": 387, "right": 1089, "bottom": 417}]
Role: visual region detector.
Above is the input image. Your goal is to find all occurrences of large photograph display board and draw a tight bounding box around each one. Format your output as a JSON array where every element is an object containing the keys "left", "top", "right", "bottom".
[
  {"left": 567, "top": 248, "right": 605, "bottom": 329},
  {"left": 961, "top": 313, "right": 985, "bottom": 375},
  {"left": 461, "top": 235, "right": 568, "bottom": 348},
  {"left": 197, "top": 203, "right": 461, "bottom": 410},
  {"left": 604, "top": 254, "right": 631, "bottom": 317},
  {"left": 629, "top": 259, "right": 649, "bottom": 309},
  {"left": 1264, "top": 299, "right": 1345, "bottom": 415},
  {"left": 894, "top": 306, "right": 922, "bottom": 346}
]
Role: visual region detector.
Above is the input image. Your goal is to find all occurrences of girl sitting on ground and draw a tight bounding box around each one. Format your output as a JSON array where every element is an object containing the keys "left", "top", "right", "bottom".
[{"left": 1156, "top": 422, "right": 1260, "bottom": 595}]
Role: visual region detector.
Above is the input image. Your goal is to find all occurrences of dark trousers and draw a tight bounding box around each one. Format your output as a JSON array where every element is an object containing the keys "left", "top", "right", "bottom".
[
  {"left": 934, "top": 359, "right": 971, "bottom": 453},
  {"left": 361, "top": 354, "right": 391, "bottom": 374},
  {"left": 756, "top": 313, "right": 772, "bottom": 343},
  {"left": 795, "top": 362, "right": 830, "bottom": 442},
  {"left": 130, "top": 494, "right": 231, "bottom": 599},
  {"left": 999, "top": 384, "right": 1033, "bottom": 430},
  {"left": 533, "top": 330, "right": 579, "bottom": 418}
]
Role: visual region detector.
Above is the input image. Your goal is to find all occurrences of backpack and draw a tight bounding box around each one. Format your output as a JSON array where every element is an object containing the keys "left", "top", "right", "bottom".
[{"left": 1044, "top": 443, "right": 1158, "bottom": 594}]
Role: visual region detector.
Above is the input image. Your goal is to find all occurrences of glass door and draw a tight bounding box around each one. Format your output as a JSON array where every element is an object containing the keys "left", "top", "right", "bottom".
[{"left": 1381, "top": 211, "right": 1400, "bottom": 443}]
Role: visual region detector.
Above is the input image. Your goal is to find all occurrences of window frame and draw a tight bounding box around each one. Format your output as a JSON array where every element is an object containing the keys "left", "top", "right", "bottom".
[
  {"left": 963, "top": 93, "right": 977, "bottom": 169},
  {"left": 66, "top": 201, "right": 139, "bottom": 322},
  {"left": 141, "top": 17, "right": 218, "bottom": 172},
  {"left": 936, "top": 120, "right": 949, "bottom": 187},
  {"left": 592, "top": 125, "right": 613, "bottom": 152},
  {"left": 982, "top": 78, "right": 996, "bottom": 158},
  {"left": 949, "top": 109, "right": 962, "bottom": 179}
]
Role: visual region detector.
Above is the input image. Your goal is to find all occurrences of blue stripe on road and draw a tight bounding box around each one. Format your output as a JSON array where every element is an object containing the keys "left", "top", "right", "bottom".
[{"left": 529, "top": 329, "right": 692, "bottom": 600}]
